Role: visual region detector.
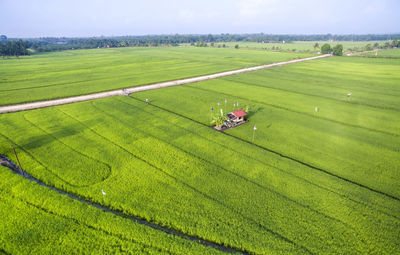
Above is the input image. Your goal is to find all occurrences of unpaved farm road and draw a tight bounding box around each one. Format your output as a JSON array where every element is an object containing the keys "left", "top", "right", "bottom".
[{"left": 0, "top": 54, "right": 331, "bottom": 114}]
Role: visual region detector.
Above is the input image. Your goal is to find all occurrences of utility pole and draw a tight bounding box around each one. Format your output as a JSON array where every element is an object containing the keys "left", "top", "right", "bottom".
[{"left": 11, "top": 146, "right": 24, "bottom": 175}]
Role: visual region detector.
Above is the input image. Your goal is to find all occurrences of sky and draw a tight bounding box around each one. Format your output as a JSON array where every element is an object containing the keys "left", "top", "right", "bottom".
[{"left": 1, "top": 0, "right": 399, "bottom": 38}]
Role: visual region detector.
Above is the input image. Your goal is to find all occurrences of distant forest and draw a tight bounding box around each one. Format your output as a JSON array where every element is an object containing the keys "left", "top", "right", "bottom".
[{"left": 1, "top": 33, "right": 400, "bottom": 56}]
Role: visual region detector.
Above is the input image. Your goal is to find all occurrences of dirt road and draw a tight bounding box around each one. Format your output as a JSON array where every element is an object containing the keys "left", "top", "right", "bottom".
[{"left": 0, "top": 54, "right": 331, "bottom": 114}]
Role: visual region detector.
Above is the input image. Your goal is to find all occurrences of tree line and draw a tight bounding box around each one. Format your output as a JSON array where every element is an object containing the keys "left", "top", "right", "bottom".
[
  {"left": 314, "top": 38, "right": 400, "bottom": 56},
  {"left": 0, "top": 39, "right": 30, "bottom": 57},
  {"left": 1, "top": 33, "right": 400, "bottom": 55}
]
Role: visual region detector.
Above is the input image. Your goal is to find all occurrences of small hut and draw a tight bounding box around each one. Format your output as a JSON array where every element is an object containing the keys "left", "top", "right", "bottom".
[
  {"left": 227, "top": 110, "right": 247, "bottom": 123},
  {"left": 222, "top": 109, "right": 247, "bottom": 129},
  {"left": 212, "top": 109, "right": 248, "bottom": 131}
]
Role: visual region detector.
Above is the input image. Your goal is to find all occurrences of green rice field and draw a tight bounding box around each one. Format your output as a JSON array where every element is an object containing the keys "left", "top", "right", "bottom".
[
  {"left": 0, "top": 51, "right": 399, "bottom": 254},
  {"left": 0, "top": 167, "right": 223, "bottom": 254},
  {"left": 0, "top": 47, "right": 312, "bottom": 106},
  {"left": 214, "top": 41, "right": 390, "bottom": 52},
  {"left": 360, "top": 48, "right": 400, "bottom": 58}
]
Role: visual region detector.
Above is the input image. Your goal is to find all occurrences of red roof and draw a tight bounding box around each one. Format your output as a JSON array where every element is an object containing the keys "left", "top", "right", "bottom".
[{"left": 232, "top": 109, "right": 247, "bottom": 118}]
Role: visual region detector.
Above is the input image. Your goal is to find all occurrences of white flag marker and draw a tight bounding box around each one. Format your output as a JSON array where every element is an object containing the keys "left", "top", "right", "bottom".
[
  {"left": 252, "top": 125, "right": 257, "bottom": 142},
  {"left": 224, "top": 98, "right": 227, "bottom": 112}
]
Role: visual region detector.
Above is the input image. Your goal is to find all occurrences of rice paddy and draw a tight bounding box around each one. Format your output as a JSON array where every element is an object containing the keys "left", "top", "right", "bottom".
[
  {"left": 0, "top": 48, "right": 399, "bottom": 254},
  {"left": 0, "top": 47, "right": 312, "bottom": 106}
]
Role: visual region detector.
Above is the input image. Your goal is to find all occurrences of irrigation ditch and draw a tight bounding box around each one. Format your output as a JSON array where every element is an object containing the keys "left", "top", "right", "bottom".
[{"left": 0, "top": 154, "right": 246, "bottom": 254}]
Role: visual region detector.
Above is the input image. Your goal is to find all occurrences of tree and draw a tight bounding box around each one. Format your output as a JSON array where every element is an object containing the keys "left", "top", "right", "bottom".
[
  {"left": 332, "top": 44, "right": 343, "bottom": 56},
  {"left": 0, "top": 35, "right": 7, "bottom": 42},
  {"left": 314, "top": 42, "right": 319, "bottom": 49},
  {"left": 364, "top": 44, "right": 373, "bottom": 51},
  {"left": 235, "top": 44, "right": 239, "bottom": 49},
  {"left": 0, "top": 40, "right": 29, "bottom": 57},
  {"left": 321, "top": 43, "right": 331, "bottom": 54},
  {"left": 211, "top": 109, "right": 227, "bottom": 130},
  {"left": 392, "top": 38, "right": 399, "bottom": 48}
]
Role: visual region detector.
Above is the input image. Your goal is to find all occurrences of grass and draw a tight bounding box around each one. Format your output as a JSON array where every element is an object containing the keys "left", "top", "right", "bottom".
[
  {"left": 0, "top": 53, "right": 399, "bottom": 254},
  {"left": 0, "top": 46, "right": 313, "bottom": 106}
]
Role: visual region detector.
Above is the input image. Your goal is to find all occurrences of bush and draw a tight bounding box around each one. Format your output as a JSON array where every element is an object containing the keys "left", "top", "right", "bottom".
[
  {"left": 321, "top": 43, "right": 331, "bottom": 54},
  {"left": 332, "top": 44, "right": 343, "bottom": 56}
]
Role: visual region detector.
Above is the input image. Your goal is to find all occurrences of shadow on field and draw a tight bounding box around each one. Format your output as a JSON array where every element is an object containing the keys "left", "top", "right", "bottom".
[
  {"left": 246, "top": 105, "right": 263, "bottom": 119},
  {"left": 22, "top": 120, "right": 95, "bottom": 150}
]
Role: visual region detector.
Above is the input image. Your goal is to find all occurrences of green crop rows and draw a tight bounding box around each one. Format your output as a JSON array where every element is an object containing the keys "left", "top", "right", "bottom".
[
  {"left": 0, "top": 47, "right": 312, "bottom": 106},
  {"left": 133, "top": 56, "right": 400, "bottom": 199},
  {"left": 0, "top": 52, "right": 399, "bottom": 254},
  {"left": 0, "top": 166, "right": 223, "bottom": 254}
]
